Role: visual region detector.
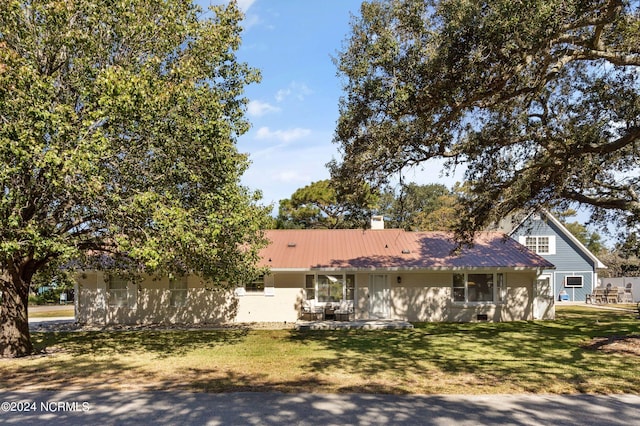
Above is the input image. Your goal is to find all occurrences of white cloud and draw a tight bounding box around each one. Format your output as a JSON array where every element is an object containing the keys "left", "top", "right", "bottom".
[
  {"left": 242, "top": 13, "right": 261, "bottom": 29},
  {"left": 247, "top": 100, "right": 280, "bottom": 117},
  {"left": 240, "top": 142, "right": 333, "bottom": 206},
  {"left": 275, "top": 81, "right": 313, "bottom": 102},
  {"left": 255, "top": 126, "right": 311, "bottom": 143},
  {"left": 236, "top": 0, "right": 256, "bottom": 13},
  {"left": 273, "top": 170, "right": 312, "bottom": 184}
]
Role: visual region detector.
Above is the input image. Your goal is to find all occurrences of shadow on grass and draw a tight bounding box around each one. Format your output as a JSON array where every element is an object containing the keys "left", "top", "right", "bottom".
[
  {"left": 31, "top": 328, "right": 250, "bottom": 358},
  {"left": 2, "top": 329, "right": 252, "bottom": 392},
  {"left": 1, "top": 351, "right": 335, "bottom": 395},
  {"left": 6, "top": 307, "right": 639, "bottom": 394},
  {"left": 287, "top": 307, "right": 640, "bottom": 394}
]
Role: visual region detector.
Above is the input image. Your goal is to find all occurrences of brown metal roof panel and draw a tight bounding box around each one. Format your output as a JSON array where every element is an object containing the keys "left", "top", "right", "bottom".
[{"left": 259, "top": 229, "right": 554, "bottom": 270}]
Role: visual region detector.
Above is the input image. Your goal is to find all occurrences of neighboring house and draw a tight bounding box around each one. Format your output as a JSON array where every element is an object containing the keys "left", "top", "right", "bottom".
[
  {"left": 75, "top": 217, "right": 555, "bottom": 325},
  {"left": 504, "top": 210, "right": 606, "bottom": 303}
]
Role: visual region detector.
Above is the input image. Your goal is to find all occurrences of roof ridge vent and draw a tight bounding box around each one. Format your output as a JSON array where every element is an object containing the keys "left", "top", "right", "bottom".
[{"left": 287, "top": 242, "right": 297, "bottom": 248}]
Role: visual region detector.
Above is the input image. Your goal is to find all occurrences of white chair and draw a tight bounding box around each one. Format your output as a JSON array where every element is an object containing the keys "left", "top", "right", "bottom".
[
  {"left": 623, "top": 283, "right": 634, "bottom": 303},
  {"left": 335, "top": 300, "right": 354, "bottom": 321}
]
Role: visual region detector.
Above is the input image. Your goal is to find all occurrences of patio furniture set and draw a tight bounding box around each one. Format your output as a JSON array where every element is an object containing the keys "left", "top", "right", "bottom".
[
  {"left": 300, "top": 302, "right": 354, "bottom": 321},
  {"left": 586, "top": 283, "right": 634, "bottom": 304}
]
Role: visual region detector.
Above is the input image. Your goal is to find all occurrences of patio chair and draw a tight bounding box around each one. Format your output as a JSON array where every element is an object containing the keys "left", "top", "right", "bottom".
[
  {"left": 585, "top": 291, "right": 594, "bottom": 304},
  {"left": 313, "top": 305, "right": 325, "bottom": 320},
  {"left": 592, "top": 287, "right": 606, "bottom": 304},
  {"left": 300, "top": 303, "right": 324, "bottom": 321},
  {"left": 335, "top": 301, "right": 354, "bottom": 321},
  {"left": 605, "top": 286, "right": 620, "bottom": 303},
  {"left": 622, "top": 283, "right": 634, "bottom": 303},
  {"left": 300, "top": 304, "right": 314, "bottom": 321}
]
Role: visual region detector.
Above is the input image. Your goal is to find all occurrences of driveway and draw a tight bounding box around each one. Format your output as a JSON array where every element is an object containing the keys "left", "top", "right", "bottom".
[{"left": 0, "top": 390, "right": 638, "bottom": 425}]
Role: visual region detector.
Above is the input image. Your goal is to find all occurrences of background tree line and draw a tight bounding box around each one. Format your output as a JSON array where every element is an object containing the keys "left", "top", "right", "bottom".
[
  {"left": 275, "top": 178, "right": 639, "bottom": 277},
  {"left": 275, "top": 179, "right": 459, "bottom": 230}
]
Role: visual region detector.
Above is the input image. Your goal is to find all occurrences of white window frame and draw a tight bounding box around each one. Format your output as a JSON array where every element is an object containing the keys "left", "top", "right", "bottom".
[
  {"left": 520, "top": 235, "right": 556, "bottom": 255},
  {"left": 108, "top": 276, "right": 129, "bottom": 307},
  {"left": 305, "top": 273, "right": 355, "bottom": 303},
  {"left": 452, "top": 272, "right": 506, "bottom": 304},
  {"left": 564, "top": 276, "right": 584, "bottom": 288},
  {"left": 169, "top": 276, "right": 188, "bottom": 307}
]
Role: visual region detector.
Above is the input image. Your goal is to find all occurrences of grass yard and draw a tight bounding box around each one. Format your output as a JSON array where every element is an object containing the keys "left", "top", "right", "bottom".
[
  {"left": 28, "top": 307, "right": 75, "bottom": 318},
  {"left": 2, "top": 306, "right": 639, "bottom": 394}
]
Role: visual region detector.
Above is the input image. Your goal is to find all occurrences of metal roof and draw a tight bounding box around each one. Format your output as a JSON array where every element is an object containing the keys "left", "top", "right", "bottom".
[{"left": 259, "top": 229, "right": 555, "bottom": 271}]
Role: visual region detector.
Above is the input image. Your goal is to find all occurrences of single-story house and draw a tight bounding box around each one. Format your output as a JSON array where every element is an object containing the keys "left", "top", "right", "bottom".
[
  {"left": 75, "top": 217, "right": 555, "bottom": 324},
  {"left": 503, "top": 210, "right": 606, "bottom": 303}
]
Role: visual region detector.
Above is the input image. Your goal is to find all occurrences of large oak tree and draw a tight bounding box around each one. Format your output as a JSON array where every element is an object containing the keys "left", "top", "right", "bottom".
[
  {"left": 0, "top": 0, "right": 269, "bottom": 357},
  {"left": 330, "top": 0, "right": 640, "bottom": 244}
]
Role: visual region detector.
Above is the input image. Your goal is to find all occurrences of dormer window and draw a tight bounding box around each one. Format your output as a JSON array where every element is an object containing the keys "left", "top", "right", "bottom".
[{"left": 520, "top": 236, "right": 555, "bottom": 255}]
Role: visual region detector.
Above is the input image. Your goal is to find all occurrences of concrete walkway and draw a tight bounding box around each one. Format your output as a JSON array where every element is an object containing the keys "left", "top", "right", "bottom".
[
  {"left": 0, "top": 390, "right": 638, "bottom": 425},
  {"left": 295, "top": 319, "right": 413, "bottom": 330}
]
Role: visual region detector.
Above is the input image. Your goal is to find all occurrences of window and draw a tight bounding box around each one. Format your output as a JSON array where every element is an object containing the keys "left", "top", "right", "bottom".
[
  {"left": 497, "top": 273, "right": 505, "bottom": 302},
  {"left": 537, "top": 237, "right": 550, "bottom": 253},
  {"left": 524, "top": 237, "right": 537, "bottom": 252},
  {"left": 453, "top": 273, "right": 466, "bottom": 302},
  {"left": 468, "top": 274, "right": 494, "bottom": 302},
  {"left": 170, "top": 276, "right": 188, "bottom": 307},
  {"left": 318, "top": 274, "right": 343, "bottom": 302},
  {"left": 525, "top": 236, "right": 550, "bottom": 253},
  {"left": 245, "top": 275, "right": 265, "bottom": 292},
  {"left": 305, "top": 275, "right": 315, "bottom": 300},
  {"left": 452, "top": 273, "right": 505, "bottom": 303},
  {"left": 565, "top": 276, "right": 583, "bottom": 288},
  {"left": 108, "top": 277, "right": 128, "bottom": 307},
  {"left": 345, "top": 275, "right": 355, "bottom": 301},
  {"left": 521, "top": 236, "right": 555, "bottom": 255},
  {"left": 306, "top": 273, "right": 354, "bottom": 302}
]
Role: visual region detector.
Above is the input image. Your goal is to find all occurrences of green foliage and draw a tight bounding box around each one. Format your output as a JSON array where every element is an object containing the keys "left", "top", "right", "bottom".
[
  {"left": 331, "top": 0, "right": 640, "bottom": 245},
  {"left": 0, "top": 0, "right": 269, "bottom": 355},
  {"left": 378, "top": 183, "right": 457, "bottom": 230},
  {"left": 553, "top": 209, "right": 605, "bottom": 255},
  {"left": 277, "top": 179, "right": 378, "bottom": 229},
  {"left": 563, "top": 221, "right": 605, "bottom": 255},
  {"left": 28, "top": 288, "right": 64, "bottom": 305},
  {"left": 600, "top": 232, "right": 640, "bottom": 276},
  {"left": 618, "top": 232, "right": 640, "bottom": 259}
]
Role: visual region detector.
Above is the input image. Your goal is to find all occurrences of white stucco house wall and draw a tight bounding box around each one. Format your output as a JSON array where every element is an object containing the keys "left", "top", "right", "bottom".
[{"left": 76, "top": 218, "right": 556, "bottom": 324}]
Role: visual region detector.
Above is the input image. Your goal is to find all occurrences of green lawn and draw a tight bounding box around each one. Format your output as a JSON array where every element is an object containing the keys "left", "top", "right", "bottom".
[
  {"left": 3, "top": 306, "right": 639, "bottom": 394},
  {"left": 28, "top": 307, "right": 75, "bottom": 318}
]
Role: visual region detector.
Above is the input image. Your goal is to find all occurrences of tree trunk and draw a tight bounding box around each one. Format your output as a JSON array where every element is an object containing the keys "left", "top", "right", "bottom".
[{"left": 0, "top": 273, "right": 34, "bottom": 358}]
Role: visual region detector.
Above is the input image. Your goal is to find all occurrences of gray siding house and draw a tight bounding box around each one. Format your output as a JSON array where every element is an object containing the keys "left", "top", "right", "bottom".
[{"left": 506, "top": 211, "right": 606, "bottom": 302}]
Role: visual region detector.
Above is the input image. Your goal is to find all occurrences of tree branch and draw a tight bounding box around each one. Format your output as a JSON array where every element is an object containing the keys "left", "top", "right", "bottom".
[
  {"left": 582, "top": 127, "right": 640, "bottom": 154},
  {"left": 562, "top": 189, "right": 640, "bottom": 211}
]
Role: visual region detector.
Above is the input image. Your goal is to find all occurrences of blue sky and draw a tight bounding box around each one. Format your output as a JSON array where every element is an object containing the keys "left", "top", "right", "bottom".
[
  {"left": 191, "top": 1, "right": 605, "bottom": 242},
  {"left": 199, "top": 0, "right": 463, "bottom": 211}
]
